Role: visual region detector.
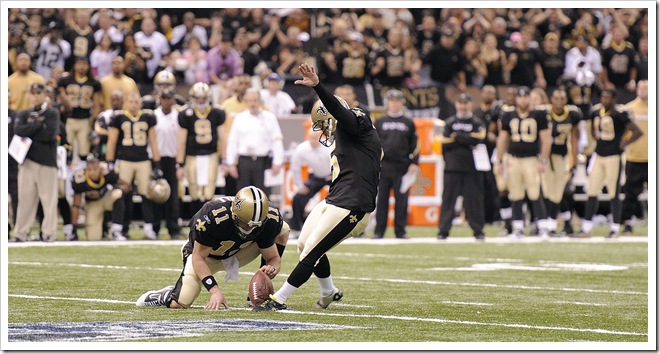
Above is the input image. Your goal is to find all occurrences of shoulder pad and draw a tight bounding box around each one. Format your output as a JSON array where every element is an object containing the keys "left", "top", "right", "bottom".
[
  {"left": 501, "top": 105, "right": 515, "bottom": 112},
  {"left": 212, "top": 104, "right": 224, "bottom": 111},
  {"left": 176, "top": 104, "right": 188, "bottom": 112},
  {"left": 113, "top": 110, "right": 124, "bottom": 116},
  {"left": 591, "top": 103, "right": 603, "bottom": 111},
  {"left": 566, "top": 104, "right": 579, "bottom": 112},
  {"left": 142, "top": 109, "right": 154, "bottom": 115}
]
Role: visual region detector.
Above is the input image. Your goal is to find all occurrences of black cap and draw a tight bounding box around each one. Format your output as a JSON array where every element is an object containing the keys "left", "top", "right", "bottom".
[
  {"left": 457, "top": 93, "right": 472, "bottom": 102},
  {"left": 221, "top": 29, "right": 233, "bottom": 42},
  {"left": 384, "top": 89, "right": 405, "bottom": 101},
  {"left": 30, "top": 83, "right": 46, "bottom": 92},
  {"left": 516, "top": 86, "right": 531, "bottom": 96}
]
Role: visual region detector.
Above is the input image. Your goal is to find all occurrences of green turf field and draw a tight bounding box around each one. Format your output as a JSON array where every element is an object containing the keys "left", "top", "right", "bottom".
[{"left": 5, "top": 225, "right": 652, "bottom": 350}]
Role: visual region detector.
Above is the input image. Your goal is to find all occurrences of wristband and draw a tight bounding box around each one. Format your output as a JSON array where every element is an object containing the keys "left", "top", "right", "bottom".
[
  {"left": 202, "top": 275, "right": 218, "bottom": 291},
  {"left": 538, "top": 157, "right": 548, "bottom": 165}
]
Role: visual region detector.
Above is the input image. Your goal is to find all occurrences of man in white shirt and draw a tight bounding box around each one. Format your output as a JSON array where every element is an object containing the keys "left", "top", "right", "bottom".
[
  {"left": 289, "top": 128, "right": 332, "bottom": 238},
  {"left": 226, "top": 88, "right": 284, "bottom": 196},
  {"left": 170, "top": 12, "right": 209, "bottom": 50},
  {"left": 259, "top": 73, "right": 297, "bottom": 117},
  {"left": 153, "top": 90, "right": 183, "bottom": 239},
  {"left": 134, "top": 17, "right": 170, "bottom": 81},
  {"left": 563, "top": 36, "right": 603, "bottom": 85}
]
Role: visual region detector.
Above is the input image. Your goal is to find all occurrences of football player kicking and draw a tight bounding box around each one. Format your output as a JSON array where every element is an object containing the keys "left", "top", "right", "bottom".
[
  {"left": 253, "top": 63, "right": 382, "bottom": 312},
  {"left": 136, "top": 186, "right": 289, "bottom": 310}
]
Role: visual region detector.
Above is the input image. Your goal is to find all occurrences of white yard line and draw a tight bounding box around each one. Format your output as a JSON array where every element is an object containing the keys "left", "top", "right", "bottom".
[
  {"left": 7, "top": 294, "right": 645, "bottom": 337},
  {"left": 553, "top": 301, "right": 607, "bottom": 307},
  {"left": 441, "top": 301, "right": 493, "bottom": 306},
  {"left": 5, "top": 236, "right": 649, "bottom": 247},
  {"left": 8, "top": 261, "right": 648, "bottom": 296}
]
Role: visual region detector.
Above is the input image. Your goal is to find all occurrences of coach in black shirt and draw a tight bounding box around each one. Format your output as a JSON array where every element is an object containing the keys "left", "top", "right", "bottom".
[
  {"left": 438, "top": 93, "right": 486, "bottom": 240},
  {"left": 373, "top": 90, "right": 419, "bottom": 239},
  {"left": 11, "top": 83, "right": 60, "bottom": 242}
]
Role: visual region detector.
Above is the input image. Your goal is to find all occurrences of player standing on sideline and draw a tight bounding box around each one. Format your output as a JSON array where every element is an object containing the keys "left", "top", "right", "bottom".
[
  {"left": 541, "top": 89, "right": 582, "bottom": 236},
  {"left": 254, "top": 63, "right": 382, "bottom": 311},
  {"left": 136, "top": 186, "right": 289, "bottom": 310},
  {"left": 176, "top": 82, "right": 226, "bottom": 213},
  {"left": 495, "top": 87, "right": 552, "bottom": 239},
  {"left": 621, "top": 80, "right": 648, "bottom": 234},
  {"left": 105, "top": 93, "right": 162, "bottom": 240},
  {"left": 579, "top": 89, "right": 643, "bottom": 238}
]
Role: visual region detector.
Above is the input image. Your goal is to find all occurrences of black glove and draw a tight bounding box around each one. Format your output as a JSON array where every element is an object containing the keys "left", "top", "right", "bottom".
[{"left": 151, "top": 168, "right": 163, "bottom": 180}]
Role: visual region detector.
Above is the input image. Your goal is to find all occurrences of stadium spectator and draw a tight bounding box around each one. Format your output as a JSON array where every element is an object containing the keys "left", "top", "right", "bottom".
[
  {"left": 333, "top": 32, "right": 370, "bottom": 86},
  {"left": 11, "top": 83, "right": 60, "bottom": 242},
  {"left": 538, "top": 32, "right": 566, "bottom": 90},
  {"left": 422, "top": 29, "right": 466, "bottom": 90},
  {"left": 159, "top": 13, "right": 174, "bottom": 42},
  {"left": 90, "top": 33, "right": 120, "bottom": 79},
  {"left": 461, "top": 37, "right": 487, "bottom": 87},
  {"left": 8, "top": 53, "right": 46, "bottom": 111},
  {"left": 530, "top": 8, "right": 572, "bottom": 39},
  {"left": 207, "top": 30, "right": 243, "bottom": 100},
  {"left": 634, "top": 37, "right": 648, "bottom": 81},
  {"left": 233, "top": 30, "right": 261, "bottom": 77},
  {"left": 260, "top": 73, "right": 297, "bottom": 117},
  {"left": 63, "top": 9, "right": 96, "bottom": 70},
  {"left": 622, "top": 80, "right": 648, "bottom": 234},
  {"left": 480, "top": 33, "right": 507, "bottom": 86},
  {"left": 225, "top": 88, "right": 284, "bottom": 195},
  {"left": 289, "top": 128, "right": 332, "bottom": 239},
  {"left": 134, "top": 17, "right": 171, "bottom": 82},
  {"left": 170, "top": 12, "right": 208, "bottom": 51},
  {"left": 93, "top": 11, "right": 124, "bottom": 47},
  {"left": 373, "top": 90, "right": 419, "bottom": 239},
  {"left": 414, "top": 14, "right": 441, "bottom": 60},
  {"left": 100, "top": 57, "right": 140, "bottom": 110},
  {"left": 600, "top": 26, "right": 637, "bottom": 92},
  {"left": 178, "top": 36, "right": 210, "bottom": 85},
  {"left": 580, "top": 90, "right": 642, "bottom": 238},
  {"left": 20, "top": 14, "right": 44, "bottom": 59},
  {"left": 34, "top": 21, "right": 71, "bottom": 81},
  {"left": 71, "top": 156, "right": 129, "bottom": 241},
  {"left": 490, "top": 17, "right": 509, "bottom": 49},
  {"left": 122, "top": 33, "right": 148, "bottom": 88},
  {"left": 506, "top": 29, "right": 544, "bottom": 88},
  {"left": 371, "top": 27, "right": 410, "bottom": 90},
  {"left": 438, "top": 93, "right": 486, "bottom": 240},
  {"left": 363, "top": 12, "right": 388, "bottom": 50},
  {"left": 135, "top": 186, "right": 289, "bottom": 310}
]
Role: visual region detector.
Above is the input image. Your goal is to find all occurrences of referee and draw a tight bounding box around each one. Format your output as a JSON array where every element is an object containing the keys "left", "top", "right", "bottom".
[{"left": 438, "top": 93, "right": 486, "bottom": 240}]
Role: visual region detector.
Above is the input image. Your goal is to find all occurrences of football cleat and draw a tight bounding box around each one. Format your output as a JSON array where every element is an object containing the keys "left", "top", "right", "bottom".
[
  {"left": 252, "top": 294, "right": 288, "bottom": 312},
  {"left": 621, "top": 224, "right": 633, "bottom": 234},
  {"left": 65, "top": 232, "right": 79, "bottom": 241},
  {"left": 111, "top": 231, "right": 127, "bottom": 241},
  {"left": 508, "top": 230, "right": 524, "bottom": 239},
  {"left": 143, "top": 229, "right": 158, "bottom": 240},
  {"left": 136, "top": 285, "right": 174, "bottom": 307},
  {"left": 316, "top": 288, "right": 343, "bottom": 309},
  {"left": 606, "top": 231, "right": 619, "bottom": 239}
]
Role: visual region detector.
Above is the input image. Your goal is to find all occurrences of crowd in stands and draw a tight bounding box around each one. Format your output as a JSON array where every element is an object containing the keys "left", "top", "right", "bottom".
[{"left": 7, "top": 8, "right": 649, "bottom": 241}]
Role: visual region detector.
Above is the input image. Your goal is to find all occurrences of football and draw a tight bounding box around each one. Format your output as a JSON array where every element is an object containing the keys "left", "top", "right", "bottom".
[{"left": 248, "top": 270, "right": 274, "bottom": 306}]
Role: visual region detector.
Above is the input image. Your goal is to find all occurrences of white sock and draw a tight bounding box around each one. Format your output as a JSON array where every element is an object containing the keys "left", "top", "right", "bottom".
[
  {"left": 560, "top": 211, "right": 571, "bottom": 221},
  {"left": 500, "top": 208, "right": 512, "bottom": 220},
  {"left": 111, "top": 223, "right": 123, "bottom": 233},
  {"left": 582, "top": 220, "right": 593, "bottom": 233},
  {"left": 610, "top": 223, "right": 620, "bottom": 233},
  {"left": 63, "top": 224, "right": 73, "bottom": 235},
  {"left": 144, "top": 223, "right": 154, "bottom": 234},
  {"left": 547, "top": 218, "right": 557, "bottom": 232},
  {"left": 317, "top": 276, "right": 336, "bottom": 297},
  {"left": 273, "top": 282, "right": 298, "bottom": 303},
  {"left": 512, "top": 220, "right": 524, "bottom": 231}
]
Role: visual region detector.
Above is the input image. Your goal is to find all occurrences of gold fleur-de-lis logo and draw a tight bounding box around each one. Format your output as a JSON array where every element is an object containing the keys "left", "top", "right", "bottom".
[
  {"left": 349, "top": 215, "right": 358, "bottom": 223},
  {"left": 195, "top": 219, "right": 207, "bottom": 232}
]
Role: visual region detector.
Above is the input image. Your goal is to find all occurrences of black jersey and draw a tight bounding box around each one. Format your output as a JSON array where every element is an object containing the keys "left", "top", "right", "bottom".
[
  {"left": 63, "top": 29, "right": 95, "bottom": 69},
  {"left": 589, "top": 104, "right": 632, "bottom": 157},
  {"left": 110, "top": 110, "right": 157, "bottom": 162},
  {"left": 183, "top": 197, "right": 283, "bottom": 260},
  {"left": 549, "top": 105, "right": 582, "bottom": 156},
  {"left": 602, "top": 42, "right": 636, "bottom": 87},
  {"left": 58, "top": 74, "right": 102, "bottom": 119},
  {"left": 498, "top": 106, "right": 549, "bottom": 158},
  {"left": 336, "top": 49, "right": 369, "bottom": 86},
  {"left": 71, "top": 163, "right": 119, "bottom": 202},
  {"left": 313, "top": 83, "right": 382, "bottom": 213},
  {"left": 178, "top": 105, "right": 226, "bottom": 156},
  {"left": 441, "top": 114, "right": 485, "bottom": 173},
  {"left": 374, "top": 45, "right": 407, "bottom": 87}
]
